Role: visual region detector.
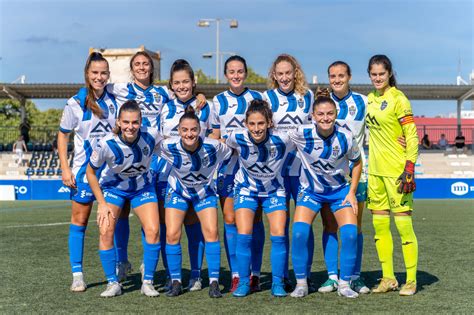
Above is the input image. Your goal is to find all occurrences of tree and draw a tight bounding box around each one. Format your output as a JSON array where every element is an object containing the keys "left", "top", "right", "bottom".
[
  {"left": 195, "top": 69, "right": 215, "bottom": 84},
  {"left": 246, "top": 67, "right": 267, "bottom": 84}
]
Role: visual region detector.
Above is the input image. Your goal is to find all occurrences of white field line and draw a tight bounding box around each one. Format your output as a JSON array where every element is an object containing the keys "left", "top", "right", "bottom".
[{"left": 3, "top": 214, "right": 134, "bottom": 229}]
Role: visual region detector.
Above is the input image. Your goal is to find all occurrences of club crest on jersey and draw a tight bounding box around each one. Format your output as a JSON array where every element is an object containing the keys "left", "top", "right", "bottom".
[
  {"left": 349, "top": 105, "right": 356, "bottom": 116},
  {"left": 270, "top": 147, "right": 277, "bottom": 158},
  {"left": 297, "top": 190, "right": 304, "bottom": 201},
  {"left": 298, "top": 98, "right": 304, "bottom": 108},
  {"left": 270, "top": 197, "right": 278, "bottom": 205},
  {"left": 165, "top": 192, "right": 172, "bottom": 203},
  {"left": 202, "top": 156, "right": 210, "bottom": 166},
  {"left": 380, "top": 101, "right": 388, "bottom": 110},
  {"left": 332, "top": 145, "right": 340, "bottom": 157},
  {"left": 142, "top": 146, "right": 149, "bottom": 156},
  {"left": 108, "top": 104, "right": 116, "bottom": 116},
  {"left": 153, "top": 92, "right": 162, "bottom": 103}
]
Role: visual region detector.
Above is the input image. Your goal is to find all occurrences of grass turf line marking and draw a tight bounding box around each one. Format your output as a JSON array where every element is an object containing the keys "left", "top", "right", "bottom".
[{"left": 4, "top": 222, "right": 70, "bottom": 228}]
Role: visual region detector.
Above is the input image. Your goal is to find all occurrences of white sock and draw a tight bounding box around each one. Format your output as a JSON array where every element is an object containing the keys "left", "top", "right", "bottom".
[
  {"left": 329, "top": 274, "right": 338, "bottom": 281},
  {"left": 232, "top": 272, "right": 239, "bottom": 278},
  {"left": 339, "top": 279, "right": 350, "bottom": 286},
  {"left": 351, "top": 275, "right": 360, "bottom": 281},
  {"left": 72, "top": 272, "right": 83, "bottom": 277},
  {"left": 296, "top": 278, "right": 308, "bottom": 286},
  {"left": 209, "top": 278, "right": 218, "bottom": 283},
  {"left": 251, "top": 272, "right": 260, "bottom": 277},
  {"left": 171, "top": 278, "right": 181, "bottom": 283}
]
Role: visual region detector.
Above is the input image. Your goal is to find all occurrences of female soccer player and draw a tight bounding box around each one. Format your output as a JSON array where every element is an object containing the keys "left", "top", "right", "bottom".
[
  {"left": 290, "top": 89, "right": 362, "bottom": 299},
  {"left": 227, "top": 99, "right": 294, "bottom": 298},
  {"left": 58, "top": 52, "right": 118, "bottom": 292},
  {"left": 210, "top": 55, "right": 265, "bottom": 292},
  {"left": 159, "top": 106, "right": 232, "bottom": 298},
  {"left": 317, "top": 61, "right": 370, "bottom": 294},
  {"left": 157, "top": 59, "right": 210, "bottom": 291},
  {"left": 86, "top": 100, "right": 163, "bottom": 298},
  {"left": 264, "top": 54, "right": 314, "bottom": 290},
  {"left": 366, "top": 55, "right": 419, "bottom": 296}
]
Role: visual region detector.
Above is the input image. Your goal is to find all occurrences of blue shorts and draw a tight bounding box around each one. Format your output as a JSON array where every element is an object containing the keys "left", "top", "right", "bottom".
[
  {"left": 296, "top": 185, "right": 351, "bottom": 213},
  {"left": 70, "top": 182, "right": 95, "bottom": 204},
  {"left": 155, "top": 181, "right": 168, "bottom": 201},
  {"left": 164, "top": 187, "right": 217, "bottom": 212},
  {"left": 216, "top": 174, "right": 235, "bottom": 198},
  {"left": 284, "top": 176, "right": 301, "bottom": 201},
  {"left": 234, "top": 192, "right": 287, "bottom": 214},
  {"left": 356, "top": 182, "right": 368, "bottom": 202},
  {"left": 104, "top": 185, "right": 157, "bottom": 209}
]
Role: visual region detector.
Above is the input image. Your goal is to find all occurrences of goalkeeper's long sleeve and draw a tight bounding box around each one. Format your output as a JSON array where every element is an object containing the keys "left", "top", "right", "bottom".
[{"left": 401, "top": 122, "right": 418, "bottom": 163}]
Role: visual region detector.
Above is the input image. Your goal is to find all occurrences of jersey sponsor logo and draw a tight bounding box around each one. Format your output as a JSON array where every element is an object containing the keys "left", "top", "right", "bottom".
[
  {"left": 225, "top": 117, "right": 245, "bottom": 129},
  {"left": 91, "top": 122, "right": 113, "bottom": 134},
  {"left": 182, "top": 173, "right": 208, "bottom": 182},
  {"left": 380, "top": 101, "right": 388, "bottom": 110},
  {"left": 365, "top": 114, "right": 380, "bottom": 127},
  {"left": 248, "top": 163, "right": 273, "bottom": 174},
  {"left": 58, "top": 186, "right": 70, "bottom": 193},
  {"left": 141, "top": 103, "right": 160, "bottom": 112},
  {"left": 278, "top": 114, "right": 303, "bottom": 125},
  {"left": 122, "top": 164, "right": 147, "bottom": 176},
  {"left": 311, "top": 160, "right": 335, "bottom": 171},
  {"left": 451, "top": 181, "right": 469, "bottom": 196}
]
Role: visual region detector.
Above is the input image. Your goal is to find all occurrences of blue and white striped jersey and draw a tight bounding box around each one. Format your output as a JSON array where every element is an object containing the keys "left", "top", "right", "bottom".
[
  {"left": 59, "top": 87, "right": 118, "bottom": 184},
  {"left": 263, "top": 88, "right": 314, "bottom": 176},
  {"left": 107, "top": 83, "right": 171, "bottom": 130},
  {"left": 289, "top": 124, "right": 361, "bottom": 194},
  {"left": 226, "top": 129, "right": 295, "bottom": 198},
  {"left": 211, "top": 88, "right": 263, "bottom": 176},
  {"left": 331, "top": 90, "right": 368, "bottom": 182},
  {"left": 89, "top": 127, "right": 162, "bottom": 192},
  {"left": 159, "top": 137, "right": 232, "bottom": 199}
]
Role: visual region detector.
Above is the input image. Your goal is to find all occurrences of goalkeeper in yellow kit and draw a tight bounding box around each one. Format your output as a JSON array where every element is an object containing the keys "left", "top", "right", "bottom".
[{"left": 366, "top": 55, "right": 418, "bottom": 296}]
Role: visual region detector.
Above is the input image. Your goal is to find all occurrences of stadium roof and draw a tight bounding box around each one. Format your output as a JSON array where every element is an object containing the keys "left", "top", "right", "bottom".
[{"left": 1, "top": 83, "right": 474, "bottom": 101}]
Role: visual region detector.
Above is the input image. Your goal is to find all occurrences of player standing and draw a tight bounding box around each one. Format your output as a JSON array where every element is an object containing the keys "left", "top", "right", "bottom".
[
  {"left": 58, "top": 52, "right": 118, "bottom": 292},
  {"left": 209, "top": 55, "right": 265, "bottom": 292},
  {"left": 264, "top": 54, "right": 314, "bottom": 290},
  {"left": 290, "top": 90, "right": 362, "bottom": 298},
  {"left": 366, "top": 55, "right": 419, "bottom": 296},
  {"left": 86, "top": 100, "right": 163, "bottom": 297}
]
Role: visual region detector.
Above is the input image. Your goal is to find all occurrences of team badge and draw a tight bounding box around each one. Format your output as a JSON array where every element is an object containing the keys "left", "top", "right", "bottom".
[
  {"left": 153, "top": 92, "right": 162, "bottom": 103},
  {"left": 270, "top": 147, "right": 277, "bottom": 158},
  {"left": 108, "top": 104, "right": 116, "bottom": 116},
  {"left": 349, "top": 105, "right": 356, "bottom": 116},
  {"left": 202, "top": 156, "right": 209, "bottom": 166},
  {"left": 298, "top": 98, "right": 304, "bottom": 108},
  {"left": 142, "top": 146, "right": 149, "bottom": 156},
  {"left": 333, "top": 145, "right": 340, "bottom": 157},
  {"left": 297, "top": 190, "right": 304, "bottom": 201},
  {"left": 380, "top": 101, "right": 388, "bottom": 110},
  {"left": 165, "top": 192, "right": 172, "bottom": 203},
  {"left": 270, "top": 197, "right": 278, "bottom": 205}
]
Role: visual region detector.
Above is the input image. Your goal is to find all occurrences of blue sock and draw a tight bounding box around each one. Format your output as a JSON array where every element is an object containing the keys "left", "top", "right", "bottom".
[
  {"left": 166, "top": 243, "right": 182, "bottom": 281},
  {"left": 307, "top": 226, "right": 314, "bottom": 276},
  {"left": 143, "top": 240, "right": 160, "bottom": 281},
  {"left": 114, "top": 218, "right": 129, "bottom": 263},
  {"left": 283, "top": 215, "right": 290, "bottom": 278},
  {"left": 236, "top": 234, "right": 252, "bottom": 283},
  {"left": 251, "top": 221, "right": 265, "bottom": 275},
  {"left": 68, "top": 224, "right": 86, "bottom": 273},
  {"left": 99, "top": 248, "right": 117, "bottom": 282},
  {"left": 224, "top": 223, "right": 238, "bottom": 275},
  {"left": 291, "top": 222, "right": 310, "bottom": 280},
  {"left": 354, "top": 232, "right": 364, "bottom": 277},
  {"left": 339, "top": 224, "right": 357, "bottom": 281},
  {"left": 159, "top": 223, "right": 169, "bottom": 275},
  {"left": 205, "top": 241, "right": 221, "bottom": 280},
  {"left": 322, "top": 231, "right": 339, "bottom": 277},
  {"left": 270, "top": 235, "right": 286, "bottom": 283},
  {"left": 185, "top": 223, "right": 205, "bottom": 279}
]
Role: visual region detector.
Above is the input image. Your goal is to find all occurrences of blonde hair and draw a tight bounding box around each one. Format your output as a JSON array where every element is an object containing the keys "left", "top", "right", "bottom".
[{"left": 267, "top": 54, "right": 308, "bottom": 96}]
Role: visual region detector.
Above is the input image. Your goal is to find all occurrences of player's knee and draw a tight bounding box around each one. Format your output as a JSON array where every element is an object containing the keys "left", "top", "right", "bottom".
[
  {"left": 223, "top": 212, "right": 235, "bottom": 225},
  {"left": 143, "top": 226, "right": 160, "bottom": 244},
  {"left": 166, "top": 229, "right": 181, "bottom": 244},
  {"left": 269, "top": 225, "right": 285, "bottom": 237},
  {"left": 202, "top": 226, "right": 218, "bottom": 242},
  {"left": 99, "top": 230, "right": 114, "bottom": 246}
]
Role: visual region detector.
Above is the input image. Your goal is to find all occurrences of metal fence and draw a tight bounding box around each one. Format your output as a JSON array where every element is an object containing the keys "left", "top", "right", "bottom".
[{"left": 416, "top": 125, "right": 474, "bottom": 144}]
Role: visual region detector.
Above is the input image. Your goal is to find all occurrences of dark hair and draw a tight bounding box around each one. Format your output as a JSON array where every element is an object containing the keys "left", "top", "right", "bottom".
[
  {"left": 179, "top": 105, "right": 200, "bottom": 126},
  {"left": 245, "top": 99, "right": 273, "bottom": 124},
  {"left": 168, "top": 59, "right": 195, "bottom": 92},
  {"left": 367, "top": 54, "right": 397, "bottom": 87},
  {"left": 327, "top": 60, "right": 351, "bottom": 77},
  {"left": 313, "top": 88, "right": 337, "bottom": 110},
  {"left": 113, "top": 100, "right": 142, "bottom": 134},
  {"left": 224, "top": 55, "right": 247, "bottom": 75},
  {"left": 130, "top": 51, "right": 154, "bottom": 85},
  {"left": 84, "top": 52, "right": 109, "bottom": 118}
]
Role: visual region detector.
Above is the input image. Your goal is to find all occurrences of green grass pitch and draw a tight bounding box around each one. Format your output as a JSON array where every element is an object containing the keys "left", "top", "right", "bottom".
[{"left": 1, "top": 199, "right": 473, "bottom": 313}]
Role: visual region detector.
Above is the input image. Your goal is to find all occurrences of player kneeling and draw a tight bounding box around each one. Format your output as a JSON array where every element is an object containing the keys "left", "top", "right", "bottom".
[{"left": 87, "top": 100, "right": 163, "bottom": 297}]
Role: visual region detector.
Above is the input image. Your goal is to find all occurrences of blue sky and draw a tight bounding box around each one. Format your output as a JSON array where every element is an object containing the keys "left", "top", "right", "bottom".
[{"left": 1, "top": 0, "right": 472, "bottom": 116}]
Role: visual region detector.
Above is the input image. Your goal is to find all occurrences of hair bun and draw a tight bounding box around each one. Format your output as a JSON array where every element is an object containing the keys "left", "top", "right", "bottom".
[
  {"left": 316, "top": 88, "right": 331, "bottom": 99},
  {"left": 184, "top": 105, "right": 196, "bottom": 115}
]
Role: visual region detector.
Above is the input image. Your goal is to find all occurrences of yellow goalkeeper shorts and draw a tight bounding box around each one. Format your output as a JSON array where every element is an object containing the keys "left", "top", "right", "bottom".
[{"left": 367, "top": 174, "right": 414, "bottom": 212}]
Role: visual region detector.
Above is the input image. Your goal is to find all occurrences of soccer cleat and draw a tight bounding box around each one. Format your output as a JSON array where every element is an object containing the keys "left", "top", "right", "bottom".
[
  {"left": 290, "top": 284, "right": 308, "bottom": 298},
  {"left": 338, "top": 282, "right": 359, "bottom": 298},
  {"left": 100, "top": 282, "right": 122, "bottom": 298},
  {"left": 230, "top": 276, "right": 240, "bottom": 292},
  {"left": 186, "top": 278, "right": 203, "bottom": 292},
  {"left": 399, "top": 281, "right": 417, "bottom": 296},
  {"left": 351, "top": 277, "right": 370, "bottom": 294},
  {"left": 318, "top": 278, "right": 338, "bottom": 293},
  {"left": 233, "top": 281, "right": 250, "bottom": 297},
  {"left": 372, "top": 278, "right": 399, "bottom": 293},
  {"left": 250, "top": 275, "right": 262, "bottom": 293},
  {"left": 70, "top": 273, "right": 86, "bottom": 292},
  {"left": 307, "top": 278, "right": 317, "bottom": 293},
  {"left": 141, "top": 280, "right": 160, "bottom": 297},
  {"left": 284, "top": 277, "right": 293, "bottom": 292},
  {"left": 208, "top": 281, "right": 223, "bottom": 298},
  {"left": 117, "top": 261, "right": 132, "bottom": 283},
  {"left": 165, "top": 280, "right": 183, "bottom": 297},
  {"left": 163, "top": 277, "right": 172, "bottom": 292},
  {"left": 271, "top": 281, "right": 288, "bottom": 297}
]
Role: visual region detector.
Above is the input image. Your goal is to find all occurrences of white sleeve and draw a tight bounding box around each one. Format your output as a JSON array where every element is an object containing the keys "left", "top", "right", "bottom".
[
  {"left": 59, "top": 100, "right": 78, "bottom": 133},
  {"left": 210, "top": 96, "right": 221, "bottom": 130},
  {"left": 89, "top": 140, "right": 108, "bottom": 169}
]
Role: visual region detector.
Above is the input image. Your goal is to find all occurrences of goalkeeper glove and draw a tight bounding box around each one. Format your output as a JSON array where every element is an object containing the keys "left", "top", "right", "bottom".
[{"left": 396, "top": 161, "right": 416, "bottom": 194}]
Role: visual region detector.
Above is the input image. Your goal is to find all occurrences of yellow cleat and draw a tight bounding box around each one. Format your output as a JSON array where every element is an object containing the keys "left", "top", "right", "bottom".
[
  {"left": 372, "top": 278, "right": 399, "bottom": 293},
  {"left": 399, "top": 281, "right": 417, "bottom": 296}
]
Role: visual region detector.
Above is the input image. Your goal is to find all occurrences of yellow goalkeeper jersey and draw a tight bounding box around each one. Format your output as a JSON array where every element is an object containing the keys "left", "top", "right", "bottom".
[{"left": 366, "top": 87, "right": 418, "bottom": 177}]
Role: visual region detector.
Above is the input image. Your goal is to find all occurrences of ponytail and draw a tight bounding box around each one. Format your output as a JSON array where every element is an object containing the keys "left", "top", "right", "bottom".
[{"left": 84, "top": 52, "right": 109, "bottom": 118}]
